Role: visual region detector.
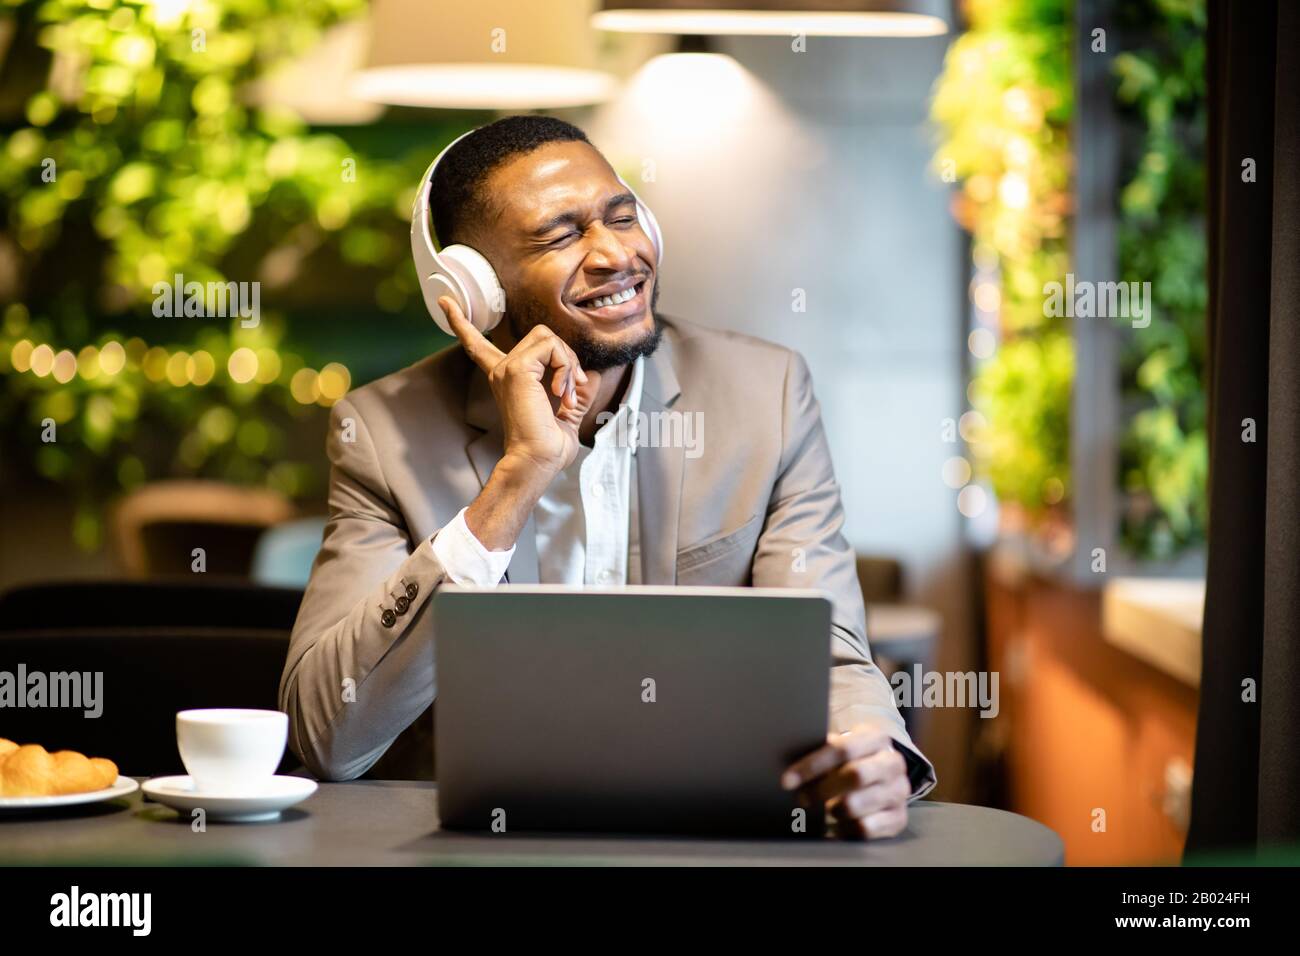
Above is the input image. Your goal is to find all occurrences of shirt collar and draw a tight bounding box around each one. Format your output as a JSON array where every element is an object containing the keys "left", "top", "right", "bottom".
[
  {"left": 592, "top": 354, "right": 645, "bottom": 453},
  {"left": 625, "top": 353, "right": 646, "bottom": 418}
]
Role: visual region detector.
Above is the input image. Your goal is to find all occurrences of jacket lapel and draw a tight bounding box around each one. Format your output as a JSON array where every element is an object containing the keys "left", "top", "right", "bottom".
[{"left": 635, "top": 331, "right": 684, "bottom": 585}]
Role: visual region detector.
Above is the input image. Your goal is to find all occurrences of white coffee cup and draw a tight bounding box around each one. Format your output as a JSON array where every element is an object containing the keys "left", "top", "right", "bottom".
[{"left": 176, "top": 709, "right": 288, "bottom": 795}]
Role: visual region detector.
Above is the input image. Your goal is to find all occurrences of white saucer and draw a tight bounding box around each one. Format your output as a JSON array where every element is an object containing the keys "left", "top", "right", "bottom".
[
  {"left": 142, "top": 775, "right": 317, "bottom": 822},
  {"left": 0, "top": 775, "right": 139, "bottom": 810}
]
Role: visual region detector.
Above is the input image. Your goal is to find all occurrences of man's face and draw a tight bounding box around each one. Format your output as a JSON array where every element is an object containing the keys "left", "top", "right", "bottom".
[{"left": 474, "top": 141, "right": 661, "bottom": 371}]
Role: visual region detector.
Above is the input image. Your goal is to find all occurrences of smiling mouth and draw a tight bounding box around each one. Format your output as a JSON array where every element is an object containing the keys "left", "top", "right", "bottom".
[{"left": 573, "top": 279, "right": 648, "bottom": 319}]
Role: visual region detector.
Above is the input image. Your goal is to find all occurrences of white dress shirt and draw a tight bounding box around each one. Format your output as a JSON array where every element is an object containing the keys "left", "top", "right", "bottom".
[{"left": 431, "top": 355, "right": 644, "bottom": 587}]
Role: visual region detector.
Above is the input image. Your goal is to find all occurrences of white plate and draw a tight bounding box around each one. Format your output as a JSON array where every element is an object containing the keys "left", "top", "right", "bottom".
[
  {"left": 142, "top": 775, "right": 317, "bottom": 822},
  {"left": 0, "top": 775, "right": 139, "bottom": 810}
]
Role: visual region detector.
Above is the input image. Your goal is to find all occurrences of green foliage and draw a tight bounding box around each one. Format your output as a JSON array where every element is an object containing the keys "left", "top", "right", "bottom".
[
  {"left": 969, "top": 330, "right": 1073, "bottom": 509},
  {"left": 930, "top": 0, "right": 1074, "bottom": 524},
  {"left": 0, "top": 0, "right": 456, "bottom": 548},
  {"left": 1112, "top": 0, "right": 1208, "bottom": 559},
  {"left": 932, "top": 0, "right": 1208, "bottom": 560}
]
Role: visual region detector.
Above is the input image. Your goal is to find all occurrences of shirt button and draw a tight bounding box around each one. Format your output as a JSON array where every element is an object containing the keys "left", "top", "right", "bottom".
[
  {"left": 597, "top": 569, "right": 613, "bottom": 584},
  {"left": 591, "top": 483, "right": 605, "bottom": 498}
]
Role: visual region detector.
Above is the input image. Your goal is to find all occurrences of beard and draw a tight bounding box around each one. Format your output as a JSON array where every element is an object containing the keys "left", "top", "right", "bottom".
[{"left": 505, "top": 278, "right": 663, "bottom": 372}]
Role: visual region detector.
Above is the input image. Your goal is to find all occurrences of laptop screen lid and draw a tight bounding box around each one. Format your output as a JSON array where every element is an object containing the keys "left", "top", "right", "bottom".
[{"left": 433, "top": 585, "right": 831, "bottom": 836}]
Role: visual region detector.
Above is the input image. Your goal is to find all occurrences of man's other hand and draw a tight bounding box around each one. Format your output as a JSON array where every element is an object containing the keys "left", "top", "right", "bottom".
[{"left": 781, "top": 721, "right": 912, "bottom": 840}]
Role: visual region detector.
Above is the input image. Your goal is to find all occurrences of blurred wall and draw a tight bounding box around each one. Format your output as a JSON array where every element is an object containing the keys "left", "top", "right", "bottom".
[{"left": 589, "top": 34, "right": 976, "bottom": 800}]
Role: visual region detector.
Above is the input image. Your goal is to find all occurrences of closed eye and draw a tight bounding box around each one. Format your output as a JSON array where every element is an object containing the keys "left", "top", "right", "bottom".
[{"left": 547, "top": 217, "right": 634, "bottom": 246}]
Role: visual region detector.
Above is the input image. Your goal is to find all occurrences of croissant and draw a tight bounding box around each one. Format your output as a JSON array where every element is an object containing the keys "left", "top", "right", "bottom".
[{"left": 0, "top": 739, "right": 119, "bottom": 797}]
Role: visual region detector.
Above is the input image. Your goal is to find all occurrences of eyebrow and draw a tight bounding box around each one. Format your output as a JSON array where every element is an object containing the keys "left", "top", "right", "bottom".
[{"left": 528, "top": 192, "right": 637, "bottom": 238}]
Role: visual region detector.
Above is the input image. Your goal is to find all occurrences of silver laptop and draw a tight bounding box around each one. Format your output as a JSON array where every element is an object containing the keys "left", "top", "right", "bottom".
[{"left": 433, "top": 585, "right": 831, "bottom": 836}]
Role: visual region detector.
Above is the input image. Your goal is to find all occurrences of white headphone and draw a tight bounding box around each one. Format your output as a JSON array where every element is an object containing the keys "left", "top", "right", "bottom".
[{"left": 411, "top": 128, "right": 664, "bottom": 336}]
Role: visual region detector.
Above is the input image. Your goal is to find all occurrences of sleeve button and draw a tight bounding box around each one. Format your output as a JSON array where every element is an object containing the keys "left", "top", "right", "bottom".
[
  {"left": 406, "top": 582, "right": 419, "bottom": 600},
  {"left": 395, "top": 595, "right": 410, "bottom": 615},
  {"left": 381, "top": 608, "right": 397, "bottom": 628}
]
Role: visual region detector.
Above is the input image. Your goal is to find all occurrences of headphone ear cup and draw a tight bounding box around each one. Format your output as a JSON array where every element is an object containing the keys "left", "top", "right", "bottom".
[
  {"left": 423, "top": 274, "right": 463, "bottom": 337},
  {"left": 438, "top": 245, "right": 506, "bottom": 334},
  {"left": 616, "top": 174, "right": 663, "bottom": 266},
  {"left": 635, "top": 199, "right": 664, "bottom": 266}
]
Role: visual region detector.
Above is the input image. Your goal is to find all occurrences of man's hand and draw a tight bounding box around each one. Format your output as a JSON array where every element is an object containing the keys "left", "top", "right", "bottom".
[
  {"left": 781, "top": 721, "right": 912, "bottom": 840},
  {"left": 440, "top": 296, "right": 600, "bottom": 476},
  {"left": 440, "top": 296, "right": 605, "bottom": 552}
]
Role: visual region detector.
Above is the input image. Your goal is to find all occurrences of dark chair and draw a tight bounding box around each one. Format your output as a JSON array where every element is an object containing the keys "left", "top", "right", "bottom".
[
  {"left": 109, "top": 480, "right": 296, "bottom": 577},
  {"left": 856, "top": 554, "right": 904, "bottom": 604},
  {"left": 0, "top": 579, "right": 303, "bottom": 777}
]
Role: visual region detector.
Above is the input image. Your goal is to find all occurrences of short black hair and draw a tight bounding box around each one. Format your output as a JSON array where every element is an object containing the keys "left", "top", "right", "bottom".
[{"left": 429, "top": 115, "right": 593, "bottom": 248}]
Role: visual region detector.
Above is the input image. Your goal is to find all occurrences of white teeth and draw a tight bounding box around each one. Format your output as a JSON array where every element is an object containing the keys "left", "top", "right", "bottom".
[{"left": 586, "top": 285, "right": 637, "bottom": 309}]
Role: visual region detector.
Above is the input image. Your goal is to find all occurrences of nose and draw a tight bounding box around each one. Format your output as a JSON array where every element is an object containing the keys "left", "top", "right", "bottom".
[{"left": 583, "top": 222, "right": 638, "bottom": 274}]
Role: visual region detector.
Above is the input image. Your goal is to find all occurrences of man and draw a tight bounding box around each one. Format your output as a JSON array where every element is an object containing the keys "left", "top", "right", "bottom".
[{"left": 280, "top": 115, "right": 936, "bottom": 839}]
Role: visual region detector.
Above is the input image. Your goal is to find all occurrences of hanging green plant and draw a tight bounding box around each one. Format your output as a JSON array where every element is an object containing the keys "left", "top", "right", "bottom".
[
  {"left": 1112, "top": 0, "right": 1208, "bottom": 560},
  {"left": 930, "top": 0, "right": 1075, "bottom": 531}
]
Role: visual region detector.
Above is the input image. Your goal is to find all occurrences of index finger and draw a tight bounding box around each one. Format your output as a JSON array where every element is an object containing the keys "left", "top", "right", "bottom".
[
  {"left": 439, "top": 295, "right": 505, "bottom": 372},
  {"left": 781, "top": 727, "right": 892, "bottom": 790}
]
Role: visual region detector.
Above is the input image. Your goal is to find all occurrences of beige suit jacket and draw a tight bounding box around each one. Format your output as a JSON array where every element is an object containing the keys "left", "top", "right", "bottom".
[{"left": 279, "top": 315, "right": 937, "bottom": 797}]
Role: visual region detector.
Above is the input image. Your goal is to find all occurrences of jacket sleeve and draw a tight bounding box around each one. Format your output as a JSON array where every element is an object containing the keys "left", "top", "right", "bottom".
[
  {"left": 278, "top": 395, "right": 455, "bottom": 781},
  {"left": 749, "top": 349, "right": 938, "bottom": 800}
]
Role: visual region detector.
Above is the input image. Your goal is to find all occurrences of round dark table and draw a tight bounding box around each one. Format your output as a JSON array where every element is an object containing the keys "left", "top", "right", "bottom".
[{"left": 0, "top": 779, "right": 1064, "bottom": 866}]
